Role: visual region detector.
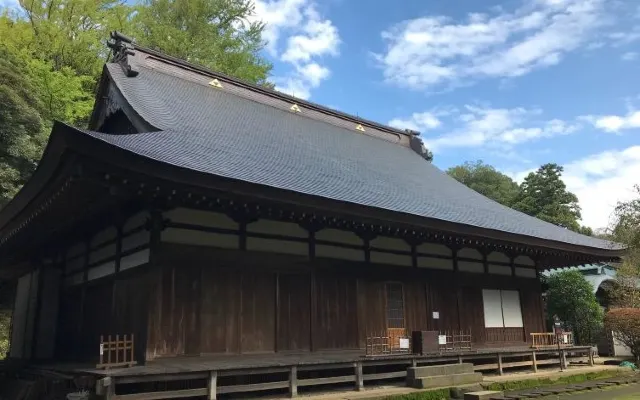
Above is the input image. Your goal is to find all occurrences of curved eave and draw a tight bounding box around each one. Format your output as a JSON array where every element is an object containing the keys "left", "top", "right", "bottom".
[
  {"left": 0, "top": 123, "right": 625, "bottom": 259},
  {"left": 88, "top": 65, "right": 158, "bottom": 133},
  {"left": 0, "top": 122, "right": 73, "bottom": 233}
]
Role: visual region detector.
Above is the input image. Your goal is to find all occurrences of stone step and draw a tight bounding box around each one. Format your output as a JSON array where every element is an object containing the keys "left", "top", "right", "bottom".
[
  {"left": 464, "top": 390, "right": 504, "bottom": 400},
  {"left": 407, "top": 363, "right": 475, "bottom": 379},
  {"left": 409, "top": 372, "right": 483, "bottom": 389}
]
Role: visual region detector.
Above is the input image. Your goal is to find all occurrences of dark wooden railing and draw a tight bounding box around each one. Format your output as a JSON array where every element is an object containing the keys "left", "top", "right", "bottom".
[
  {"left": 485, "top": 328, "right": 525, "bottom": 343},
  {"left": 96, "top": 334, "right": 137, "bottom": 369}
]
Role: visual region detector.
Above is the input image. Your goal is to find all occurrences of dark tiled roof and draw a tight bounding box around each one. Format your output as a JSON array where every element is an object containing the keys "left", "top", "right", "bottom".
[{"left": 82, "top": 56, "right": 621, "bottom": 251}]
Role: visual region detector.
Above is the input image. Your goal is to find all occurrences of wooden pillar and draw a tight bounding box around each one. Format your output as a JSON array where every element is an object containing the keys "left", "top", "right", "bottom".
[
  {"left": 239, "top": 221, "right": 247, "bottom": 250},
  {"left": 532, "top": 351, "right": 538, "bottom": 373},
  {"left": 354, "top": 361, "right": 364, "bottom": 391},
  {"left": 275, "top": 273, "right": 280, "bottom": 353},
  {"left": 96, "top": 377, "right": 115, "bottom": 400},
  {"left": 497, "top": 353, "right": 503, "bottom": 376},
  {"left": 289, "top": 366, "right": 298, "bottom": 398},
  {"left": 310, "top": 267, "right": 316, "bottom": 352},
  {"left": 458, "top": 355, "right": 463, "bottom": 364},
  {"left": 411, "top": 358, "right": 417, "bottom": 367},
  {"left": 207, "top": 371, "right": 217, "bottom": 400},
  {"left": 111, "top": 224, "right": 123, "bottom": 328},
  {"left": 452, "top": 247, "right": 462, "bottom": 331},
  {"left": 363, "top": 238, "right": 371, "bottom": 264},
  {"left": 141, "top": 209, "right": 163, "bottom": 366},
  {"left": 78, "top": 238, "right": 91, "bottom": 359}
]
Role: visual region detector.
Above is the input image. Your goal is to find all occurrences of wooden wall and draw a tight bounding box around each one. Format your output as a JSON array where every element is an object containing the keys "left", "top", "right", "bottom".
[{"left": 142, "top": 243, "right": 545, "bottom": 360}]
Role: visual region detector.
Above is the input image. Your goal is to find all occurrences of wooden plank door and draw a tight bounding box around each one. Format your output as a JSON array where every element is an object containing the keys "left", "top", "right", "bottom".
[{"left": 385, "top": 283, "right": 406, "bottom": 349}]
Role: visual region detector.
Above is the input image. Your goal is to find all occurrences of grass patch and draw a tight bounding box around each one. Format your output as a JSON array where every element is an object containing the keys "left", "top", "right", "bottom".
[
  {"left": 483, "top": 370, "right": 628, "bottom": 392},
  {"left": 379, "top": 370, "right": 631, "bottom": 400},
  {"left": 381, "top": 388, "right": 450, "bottom": 400}
]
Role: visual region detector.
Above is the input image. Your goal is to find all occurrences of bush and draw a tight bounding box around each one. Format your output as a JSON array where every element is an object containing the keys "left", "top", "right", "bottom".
[
  {"left": 0, "top": 310, "right": 10, "bottom": 359},
  {"left": 546, "top": 270, "right": 603, "bottom": 345},
  {"left": 383, "top": 388, "right": 450, "bottom": 400},
  {"left": 605, "top": 308, "right": 640, "bottom": 364}
]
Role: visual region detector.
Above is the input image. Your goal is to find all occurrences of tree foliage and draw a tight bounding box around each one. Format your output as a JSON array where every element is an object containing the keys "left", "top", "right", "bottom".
[
  {"left": 607, "top": 185, "right": 640, "bottom": 308},
  {"left": 605, "top": 308, "right": 640, "bottom": 364},
  {"left": 130, "top": 0, "right": 272, "bottom": 85},
  {"left": 447, "top": 160, "right": 519, "bottom": 206},
  {"left": 0, "top": 0, "right": 275, "bottom": 207},
  {"left": 546, "top": 270, "right": 604, "bottom": 345},
  {"left": 0, "top": 310, "right": 9, "bottom": 359},
  {"left": 0, "top": 47, "right": 49, "bottom": 207},
  {"left": 512, "top": 164, "right": 582, "bottom": 230},
  {"left": 447, "top": 161, "right": 593, "bottom": 234}
]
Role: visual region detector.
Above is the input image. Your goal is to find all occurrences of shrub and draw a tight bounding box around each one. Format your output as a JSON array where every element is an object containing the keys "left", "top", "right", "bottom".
[
  {"left": 0, "top": 310, "right": 10, "bottom": 359},
  {"left": 605, "top": 308, "right": 640, "bottom": 364},
  {"left": 546, "top": 270, "right": 603, "bottom": 345}
]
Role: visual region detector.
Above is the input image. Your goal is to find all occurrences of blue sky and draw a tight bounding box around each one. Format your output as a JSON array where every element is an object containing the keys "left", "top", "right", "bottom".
[
  {"left": 254, "top": 0, "right": 640, "bottom": 230},
  {"left": 2, "top": 0, "right": 639, "bottom": 230}
]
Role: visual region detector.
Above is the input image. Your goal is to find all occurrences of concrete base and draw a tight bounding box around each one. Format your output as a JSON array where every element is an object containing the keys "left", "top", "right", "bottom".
[
  {"left": 411, "top": 372, "right": 483, "bottom": 389},
  {"left": 464, "top": 391, "right": 504, "bottom": 400},
  {"left": 407, "top": 363, "right": 474, "bottom": 379}
]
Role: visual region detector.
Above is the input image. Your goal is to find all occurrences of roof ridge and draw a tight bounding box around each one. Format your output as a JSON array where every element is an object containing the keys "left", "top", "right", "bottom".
[{"left": 107, "top": 31, "right": 418, "bottom": 139}]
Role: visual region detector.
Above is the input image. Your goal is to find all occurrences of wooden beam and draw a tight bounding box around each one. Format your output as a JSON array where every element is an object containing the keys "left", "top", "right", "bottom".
[
  {"left": 531, "top": 351, "right": 537, "bottom": 373},
  {"left": 310, "top": 267, "right": 316, "bottom": 352},
  {"left": 207, "top": 371, "right": 217, "bottom": 400},
  {"left": 354, "top": 361, "right": 364, "bottom": 391},
  {"left": 289, "top": 366, "right": 298, "bottom": 398},
  {"left": 114, "top": 388, "right": 207, "bottom": 400},
  {"left": 275, "top": 273, "right": 280, "bottom": 354}
]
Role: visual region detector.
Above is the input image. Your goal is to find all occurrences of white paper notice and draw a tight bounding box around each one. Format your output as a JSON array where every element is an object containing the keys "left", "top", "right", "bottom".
[
  {"left": 438, "top": 335, "right": 447, "bottom": 345},
  {"left": 399, "top": 338, "right": 410, "bottom": 349},
  {"left": 432, "top": 311, "right": 440, "bottom": 319}
]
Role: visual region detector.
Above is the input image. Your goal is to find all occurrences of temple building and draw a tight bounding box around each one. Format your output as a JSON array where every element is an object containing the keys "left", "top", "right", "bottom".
[{"left": 0, "top": 33, "right": 623, "bottom": 398}]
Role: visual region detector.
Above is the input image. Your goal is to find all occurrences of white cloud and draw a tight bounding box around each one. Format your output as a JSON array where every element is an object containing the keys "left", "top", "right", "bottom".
[
  {"left": 251, "top": 0, "right": 307, "bottom": 55},
  {"left": 506, "top": 147, "right": 640, "bottom": 230},
  {"left": 607, "top": 28, "right": 640, "bottom": 47},
  {"left": 621, "top": 51, "right": 638, "bottom": 61},
  {"left": 393, "top": 105, "right": 579, "bottom": 151},
  {"left": 374, "top": 0, "right": 608, "bottom": 89},
  {"left": 584, "top": 110, "right": 640, "bottom": 132},
  {"left": 388, "top": 112, "right": 442, "bottom": 132},
  {"left": 561, "top": 147, "right": 640, "bottom": 229},
  {"left": 281, "top": 7, "right": 339, "bottom": 63},
  {"left": 252, "top": 0, "right": 340, "bottom": 99}
]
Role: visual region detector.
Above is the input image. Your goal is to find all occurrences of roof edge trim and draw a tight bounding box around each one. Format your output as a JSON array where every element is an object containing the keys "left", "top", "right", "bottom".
[{"left": 108, "top": 31, "right": 415, "bottom": 138}]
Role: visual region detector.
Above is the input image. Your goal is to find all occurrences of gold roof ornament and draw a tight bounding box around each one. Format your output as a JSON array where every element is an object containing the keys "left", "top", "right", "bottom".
[
  {"left": 290, "top": 103, "right": 302, "bottom": 113},
  {"left": 355, "top": 124, "right": 366, "bottom": 132},
  {"left": 208, "top": 79, "right": 223, "bottom": 88}
]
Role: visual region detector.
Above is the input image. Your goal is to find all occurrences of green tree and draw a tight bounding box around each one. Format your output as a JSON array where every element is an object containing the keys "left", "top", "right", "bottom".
[
  {"left": 10, "top": 0, "right": 131, "bottom": 78},
  {"left": 608, "top": 185, "right": 640, "bottom": 308},
  {"left": 546, "top": 270, "right": 604, "bottom": 345},
  {"left": 0, "top": 47, "right": 48, "bottom": 207},
  {"left": 512, "top": 163, "right": 588, "bottom": 233},
  {"left": 0, "top": 310, "right": 9, "bottom": 359},
  {"left": 447, "top": 161, "right": 520, "bottom": 206},
  {"left": 130, "top": 0, "right": 272, "bottom": 85},
  {"left": 605, "top": 309, "right": 640, "bottom": 364}
]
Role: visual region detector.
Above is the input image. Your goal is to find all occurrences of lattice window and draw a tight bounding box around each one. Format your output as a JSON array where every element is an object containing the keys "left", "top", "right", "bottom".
[{"left": 386, "top": 283, "right": 405, "bottom": 329}]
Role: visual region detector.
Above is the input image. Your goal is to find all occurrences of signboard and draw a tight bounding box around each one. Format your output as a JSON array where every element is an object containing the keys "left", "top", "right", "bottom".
[
  {"left": 432, "top": 311, "right": 440, "bottom": 319},
  {"left": 99, "top": 343, "right": 104, "bottom": 356},
  {"left": 438, "top": 335, "right": 447, "bottom": 345},
  {"left": 399, "top": 338, "right": 410, "bottom": 349}
]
